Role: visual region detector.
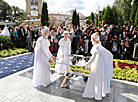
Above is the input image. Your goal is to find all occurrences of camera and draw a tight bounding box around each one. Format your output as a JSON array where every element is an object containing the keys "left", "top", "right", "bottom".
[
  {"left": 104, "top": 26, "right": 107, "bottom": 29},
  {"left": 27, "top": 26, "right": 29, "bottom": 30},
  {"left": 135, "top": 27, "right": 138, "bottom": 31},
  {"left": 86, "top": 19, "right": 90, "bottom": 24},
  {"left": 113, "top": 37, "right": 116, "bottom": 40}
]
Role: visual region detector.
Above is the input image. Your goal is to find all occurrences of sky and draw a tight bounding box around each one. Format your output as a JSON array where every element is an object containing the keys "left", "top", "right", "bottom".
[{"left": 4, "top": 0, "right": 115, "bottom": 16}]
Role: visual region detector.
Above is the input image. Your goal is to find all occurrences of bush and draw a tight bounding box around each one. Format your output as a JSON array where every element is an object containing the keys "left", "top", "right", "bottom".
[
  {"left": 0, "top": 36, "right": 14, "bottom": 49},
  {"left": 0, "top": 48, "right": 29, "bottom": 57}
]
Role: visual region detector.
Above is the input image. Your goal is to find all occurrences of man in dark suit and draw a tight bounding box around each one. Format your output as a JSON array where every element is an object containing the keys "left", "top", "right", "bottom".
[{"left": 18, "top": 25, "right": 26, "bottom": 48}]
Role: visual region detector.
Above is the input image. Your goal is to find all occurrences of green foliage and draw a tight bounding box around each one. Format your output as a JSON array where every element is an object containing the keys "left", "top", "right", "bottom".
[
  {"left": 0, "top": 36, "right": 14, "bottom": 49},
  {"left": 89, "top": 12, "right": 94, "bottom": 24},
  {"left": 41, "top": 2, "right": 49, "bottom": 26},
  {"left": 71, "top": 9, "right": 78, "bottom": 26},
  {"left": 130, "top": 0, "right": 138, "bottom": 26},
  {"left": 0, "top": 0, "right": 12, "bottom": 21},
  {"left": 104, "top": 5, "right": 113, "bottom": 25},
  {"left": 12, "top": 6, "right": 25, "bottom": 21},
  {"left": 0, "top": 48, "right": 29, "bottom": 57},
  {"left": 112, "top": 5, "right": 118, "bottom": 25},
  {"left": 134, "top": 8, "right": 138, "bottom": 27},
  {"left": 101, "top": 7, "right": 105, "bottom": 22},
  {"left": 96, "top": 18, "right": 99, "bottom": 27},
  {"left": 114, "top": 0, "right": 132, "bottom": 25},
  {"left": 76, "top": 13, "right": 80, "bottom": 26},
  {"left": 0, "top": 0, "right": 25, "bottom": 22}
]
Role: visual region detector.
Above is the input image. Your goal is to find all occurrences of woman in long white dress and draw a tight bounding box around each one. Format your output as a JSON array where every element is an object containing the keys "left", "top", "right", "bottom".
[
  {"left": 32, "top": 27, "right": 55, "bottom": 87},
  {"left": 55, "top": 31, "right": 73, "bottom": 75},
  {"left": 82, "top": 32, "right": 113, "bottom": 100}
]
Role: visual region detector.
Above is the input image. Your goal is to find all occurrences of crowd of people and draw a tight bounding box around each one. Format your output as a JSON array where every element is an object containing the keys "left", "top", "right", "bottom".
[{"left": 6, "top": 21, "right": 138, "bottom": 60}]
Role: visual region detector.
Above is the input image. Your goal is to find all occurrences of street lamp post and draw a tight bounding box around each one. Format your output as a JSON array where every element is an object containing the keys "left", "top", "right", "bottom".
[{"left": 27, "top": 14, "right": 31, "bottom": 26}]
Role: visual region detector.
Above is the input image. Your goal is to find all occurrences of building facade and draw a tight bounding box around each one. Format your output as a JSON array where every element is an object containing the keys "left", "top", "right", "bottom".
[{"left": 25, "top": 0, "right": 42, "bottom": 20}]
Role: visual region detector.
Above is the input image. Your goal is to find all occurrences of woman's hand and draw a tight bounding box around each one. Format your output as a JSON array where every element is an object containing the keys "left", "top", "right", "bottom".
[
  {"left": 51, "top": 56, "right": 56, "bottom": 62},
  {"left": 62, "top": 54, "right": 64, "bottom": 58},
  {"left": 49, "top": 59, "right": 52, "bottom": 63},
  {"left": 82, "top": 65, "right": 85, "bottom": 69}
]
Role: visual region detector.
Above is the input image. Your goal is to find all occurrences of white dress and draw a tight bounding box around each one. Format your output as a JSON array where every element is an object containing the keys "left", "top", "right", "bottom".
[
  {"left": 55, "top": 38, "right": 73, "bottom": 74},
  {"left": 82, "top": 42, "right": 113, "bottom": 100},
  {"left": 32, "top": 36, "right": 52, "bottom": 87}
]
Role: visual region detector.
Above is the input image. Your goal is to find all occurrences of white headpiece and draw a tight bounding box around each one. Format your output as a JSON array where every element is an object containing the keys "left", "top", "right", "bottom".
[
  {"left": 91, "top": 32, "right": 100, "bottom": 44},
  {"left": 62, "top": 31, "right": 69, "bottom": 36},
  {"left": 41, "top": 26, "right": 49, "bottom": 34}
]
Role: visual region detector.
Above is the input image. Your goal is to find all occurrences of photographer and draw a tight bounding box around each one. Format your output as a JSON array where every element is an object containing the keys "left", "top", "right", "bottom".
[
  {"left": 122, "top": 36, "right": 133, "bottom": 60},
  {"left": 108, "top": 25, "right": 115, "bottom": 41},
  {"left": 120, "top": 40, "right": 125, "bottom": 55},
  {"left": 132, "top": 27, "right": 138, "bottom": 59},
  {"left": 100, "top": 25, "right": 109, "bottom": 41},
  {"left": 110, "top": 36, "right": 120, "bottom": 59},
  {"left": 132, "top": 27, "right": 138, "bottom": 43},
  {"left": 74, "top": 27, "right": 83, "bottom": 51},
  {"left": 101, "top": 37, "right": 110, "bottom": 50},
  {"left": 88, "top": 30, "right": 95, "bottom": 53},
  {"left": 50, "top": 26, "right": 58, "bottom": 54},
  {"left": 83, "top": 30, "right": 89, "bottom": 53},
  {"left": 122, "top": 26, "right": 127, "bottom": 40}
]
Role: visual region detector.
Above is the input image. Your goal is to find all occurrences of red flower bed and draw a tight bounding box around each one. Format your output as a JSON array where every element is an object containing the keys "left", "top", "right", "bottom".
[{"left": 116, "top": 61, "right": 138, "bottom": 72}]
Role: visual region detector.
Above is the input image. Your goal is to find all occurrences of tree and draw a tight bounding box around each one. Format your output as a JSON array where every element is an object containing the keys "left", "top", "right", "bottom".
[
  {"left": 134, "top": 9, "right": 138, "bottom": 27},
  {"left": 101, "top": 7, "right": 105, "bottom": 21},
  {"left": 0, "top": 0, "right": 12, "bottom": 21},
  {"left": 71, "top": 9, "right": 77, "bottom": 26},
  {"left": 41, "top": 2, "right": 49, "bottom": 26},
  {"left": 130, "top": 0, "right": 138, "bottom": 26},
  {"left": 112, "top": 5, "right": 118, "bottom": 25},
  {"left": 12, "top": 6, "right": 25, "bottom": 21},
  {"left": 96, "top": 18, "right": 99, "bottom": 27},
  {"left": 89, "top": 12, "right": 94, "bottom": 24},
  {"left": 76, "top": 13, "right": 80, "bottom": 26},
  {"left": 114, "top": 0, "right": 132, "bottom": 24},
  {"left": 104, "top": 5, "right": 113, "bottom": 25},
  {"left": 0, "top": 0, "right": 25, "bottom": 22}
]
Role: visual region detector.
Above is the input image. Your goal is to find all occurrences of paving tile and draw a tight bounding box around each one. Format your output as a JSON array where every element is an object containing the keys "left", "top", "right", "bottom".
[
  {"left": 33, "top": 91, "right": 51, "bottom": 101},
  {"left": 65, "top": 90, "right": 82, "bottom": 101},
  {"left": 41, "top": 85, "right": 59, "bottom": 95},
  {"left": 4, "top": 91, "right": 20, "bottom": 100},
  {"left": 28, "top": 97, "right": 46, "bottom": 102},
  {"left": 23, "top": 88, "right": 38, "bottom": 96},
  {"left": 80, "top": 98, "right": 94, "bottom": 102},
  {"left": 46, "top": 95, "right": 65, "bottom": 102}
]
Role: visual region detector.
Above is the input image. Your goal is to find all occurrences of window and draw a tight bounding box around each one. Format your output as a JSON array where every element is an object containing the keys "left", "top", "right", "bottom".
[
  {"left": 31, "top": 5, "right": 38, "bottom": 9},
  {"left": 36, "top": 0, "right": 38, "bottom": 2},
  {"left": 31, "top": 10, "right": 38, "bottom": 17},
  {"left": 34, "top": 0, "right": 35, "bottom": 3}
]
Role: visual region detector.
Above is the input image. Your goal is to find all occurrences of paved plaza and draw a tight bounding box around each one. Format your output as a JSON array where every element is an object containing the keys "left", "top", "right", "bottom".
[{"left": 0, "top": 53, "right": 138, "bottom": 102}]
